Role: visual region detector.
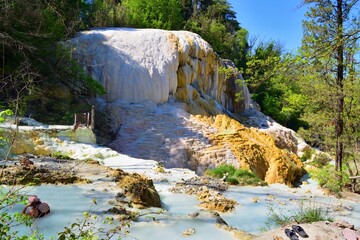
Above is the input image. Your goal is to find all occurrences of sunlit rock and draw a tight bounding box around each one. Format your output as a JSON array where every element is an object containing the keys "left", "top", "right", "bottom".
[
  {"left": 69, "top": 28, "right": 250, "bottom": 115},
  {"left": 113, "top": 169, "right": 161, "bottom": 208},
  {"left": 1, "top": 125, "right": 96, "bottom": 156},
  {"left": 240, "top": 109, "right": 310, "bottom": 156},
  {"left": 194, "top": 114, "right": 303, "bottom": 185},
  {"left": 67, "top": 28, "right": 304, "bottom": 185}
]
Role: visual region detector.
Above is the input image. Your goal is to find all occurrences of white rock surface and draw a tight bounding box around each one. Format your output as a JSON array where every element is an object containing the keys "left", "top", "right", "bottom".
[
  {"left": 69, "top": 28, "right": 249, "bottom": 114},
  {"left": 241, "top": 109, "right": 310, "bottom": 156}
]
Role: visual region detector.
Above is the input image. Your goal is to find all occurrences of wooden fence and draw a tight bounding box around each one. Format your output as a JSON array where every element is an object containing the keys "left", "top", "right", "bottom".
[{"left": 73, "top": 105, "right": 95, "bottom": 130}]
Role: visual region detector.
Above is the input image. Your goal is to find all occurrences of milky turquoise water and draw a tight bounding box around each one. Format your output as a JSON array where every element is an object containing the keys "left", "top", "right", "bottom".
[{"left": 7, "top": 182, "right": 360, "bottom": 239}]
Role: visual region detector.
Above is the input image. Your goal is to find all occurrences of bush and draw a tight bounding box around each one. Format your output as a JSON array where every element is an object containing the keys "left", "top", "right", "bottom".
[
  {"left": 226, "top": 176, "right": 239, "bottom": 185},
  {"left": 300, "top": 148, "right": 314, "bottom": 162},
  {"left": 205, "top": 164, "right": 236, "bottom": 178},
  {"left": 309, "top": 165, "right": 350, "bottom": 195},
  {"left": 309, "top": 153, "right": 331, "bottom": 168},
  {"left": 205, "top": 165, "right": 266, "bottom": 186}
]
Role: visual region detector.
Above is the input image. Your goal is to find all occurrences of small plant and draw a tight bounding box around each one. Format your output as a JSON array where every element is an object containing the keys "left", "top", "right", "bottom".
[
  {"left": 155, "top": 163, "right": 166, "bottom": 173},
  {"left": 226, "top": 176, "right": 239, "bottom": 184},
  {"left": 205, "top": 164, "right": 236, "bottom": 178},
  {"left": 50, "top": 151, "right": 72, "bottom": 160},
  {"left": 264, "top": 199, "right": 334, "bottom": 229},
  {"left": 205, "top": 165, "right": 266, "bottom": 186},
  {"left": 300, "top": 148, "right": 314, "bottom": 162},
  {"left": 309, "top": 153, "right": 331, "bottom": 168}
]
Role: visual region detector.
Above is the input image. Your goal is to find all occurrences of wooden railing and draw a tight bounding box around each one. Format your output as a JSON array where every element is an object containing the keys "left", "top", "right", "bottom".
[{"left": 73, "top": 105, "right": 95, "bottom": 130}]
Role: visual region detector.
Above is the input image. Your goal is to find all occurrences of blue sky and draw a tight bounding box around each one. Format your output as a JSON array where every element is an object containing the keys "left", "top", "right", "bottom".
[{"left": 228, "top": 0, "right": 308, "bottom": 52}]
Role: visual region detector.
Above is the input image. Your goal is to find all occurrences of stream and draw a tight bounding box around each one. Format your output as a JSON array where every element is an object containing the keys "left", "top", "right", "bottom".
[{"left": 10, "top": 177, "right": 360, "bottom": 239}]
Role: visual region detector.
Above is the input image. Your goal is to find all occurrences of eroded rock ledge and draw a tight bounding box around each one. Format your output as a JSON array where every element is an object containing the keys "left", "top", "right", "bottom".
[
  {"left": 0, "top": 155, "right": 161, "bottom": 209},
  {"left": 170, "top": 176, "right": 237, "bottom": 212}
]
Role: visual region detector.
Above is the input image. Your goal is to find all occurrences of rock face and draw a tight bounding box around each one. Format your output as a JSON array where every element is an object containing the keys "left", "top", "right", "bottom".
[
  {"left": 67, "top": 28, "right": 304, "bottom": 185},
  {"left": 170, "top": 176, "right": 237, "bottom": 212},
  {"left": 240, "top": 109, "right": 310, "bottom": 157},
  {"left": 194, "top": 114, "right": 304, "bottom": 184},
  {"left": 113, "top": 169, "right": 161, "bottom": 208},
  {"left": 106, "top": 101, "right": 303, "bottom": 185},
  {"left": 70, "top": 28, "right": 250, "bottom": 115}
]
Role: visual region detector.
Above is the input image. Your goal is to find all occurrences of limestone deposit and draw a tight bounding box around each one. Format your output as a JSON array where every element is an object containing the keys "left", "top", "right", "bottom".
[
  {"left": 67, "top": 28, "right": 305, "bottom": 185},
  {"left": 69, "top": 28, "right": 249, "bottom": 115},
  {"left": 1, "top": 124, "right": 97, "bottom": 156},
  {"left": 194, "top": 114, "right": 304, "bottom": 185},
  {"left": 1, "top": 28, "right": 306, "bottom": 186}
]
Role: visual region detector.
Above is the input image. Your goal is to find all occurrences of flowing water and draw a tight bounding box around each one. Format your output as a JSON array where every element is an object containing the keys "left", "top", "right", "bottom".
[{"left": 8, "top": 177, "right": 360, "bottom": 239}]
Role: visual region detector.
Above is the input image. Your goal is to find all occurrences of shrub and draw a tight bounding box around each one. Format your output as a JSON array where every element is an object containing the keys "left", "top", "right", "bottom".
[
  {"left": 309, "top": 165, "right": 350, "bottom": 195},
  {"left": 205, "top": 164, "right": 236, "bottom": 178},
  {"left": 50, "top": 151, "right": 72, "bottom": 160},
  {"left": 205, "top": 165, "right": 266, "bottom": 186},
  {"left": 226, "top": 176, "right": 239, "bottom": 185},
  {"left": 300, "top": 148, "right": 314, "bottom": 162},
  {"left": 310, "top": 153, "right": 331, "bottom": 168}
]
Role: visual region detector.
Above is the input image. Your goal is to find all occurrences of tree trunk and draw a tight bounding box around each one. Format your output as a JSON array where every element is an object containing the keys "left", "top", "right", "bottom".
[{"left": 335, "top": 0, "right": 344, "bottom": 172}]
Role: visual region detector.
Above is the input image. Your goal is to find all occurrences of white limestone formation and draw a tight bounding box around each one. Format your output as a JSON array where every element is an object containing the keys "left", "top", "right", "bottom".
[{"left": 69, "top": 28, "right": 249, "bottom": 115}]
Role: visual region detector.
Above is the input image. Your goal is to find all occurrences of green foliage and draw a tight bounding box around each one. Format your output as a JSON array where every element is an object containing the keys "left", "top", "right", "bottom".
[
  {"left": 184, "top": 0, "right": 248, "bottom": 70},
  {"left": 300, "top": 148, "right": 315, "bottom": 162},
  {"left": 205, "top": 164, "right": 236, "bottom": 178},
  {"left": 309, "top": 165, "right": 350, "bottom": 195},
  {"left": 299, "top": 0, "right": 360, "bottom": 174},
  {"left": 90, "top": 0, "right": 126, "bottom": 27},
  {"left": 50, "top": 152, "right": 72, "bottom": 160},
  {"left": 24, "top": 44, "right": 105, "bottom": 124},
  {"left": 265, "top": 200, "right": 334, "bottom": 229},
  {"left": 123, "top": 0, "right": 184, "bottom": 30},
  {"left": 243, "top": 43, "right": 308, "bottom": 130},
  {"left": 0, "top": 110, "right": 13, "bottom": 158},
  {"left": 309, "top": 153, "right": 331, "bottom": 168},
  {"left": 0, "top": 187, "right": 42, "bottom": 239},
  {"left": 0, "top": 110, "right": 13, "bottom": 123},
  {"left": 0, "top": 0, "right": 105, "bottom": 123},
  {"left": 205, "top": 164, "right": 266, "bottom": 186}
]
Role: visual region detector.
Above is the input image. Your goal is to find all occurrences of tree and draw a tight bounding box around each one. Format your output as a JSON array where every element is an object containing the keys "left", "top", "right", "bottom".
[
  {"left": 300, "top": 0, "right": 360, "bottom": 172},
  {"left": 243, "top": 41, "right": 308, "bottom": 130},
  {"left": 122, "top": 0, "right": 184, "bottom": 30}
]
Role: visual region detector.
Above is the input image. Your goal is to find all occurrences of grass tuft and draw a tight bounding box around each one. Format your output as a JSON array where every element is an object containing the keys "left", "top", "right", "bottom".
[
  {"left": 264, "top": 200, "right": 334, "bottom": 229},
  {"left": 205, "top": 164, "right": 266, "bottom": 186}
]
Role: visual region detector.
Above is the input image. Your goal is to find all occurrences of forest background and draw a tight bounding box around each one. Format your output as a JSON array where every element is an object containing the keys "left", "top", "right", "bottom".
[{"left": 0, "top": 0, "right": 359, "bottom": 188}]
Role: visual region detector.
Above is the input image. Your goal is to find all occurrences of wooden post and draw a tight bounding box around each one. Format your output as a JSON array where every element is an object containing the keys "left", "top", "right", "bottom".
[
  {"left": 74, "top": 113, "right": 77, "bottom": 126},
  {"left": 86, "top": 112, "right": 90, "bottom": 127},
  {"left": 90, "top": 105, "right": 95, "bottom": 130}
]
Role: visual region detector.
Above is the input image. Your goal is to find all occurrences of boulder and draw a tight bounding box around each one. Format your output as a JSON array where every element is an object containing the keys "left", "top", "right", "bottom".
[
  {"left": 113, "top": 169, "right": 161, "bottom": 208},
  {"left": 197, "top": 186, "right": 237, "bottom": 212},
  {"left": 170, "top": 176, "right": 237, "bottom": 212}
]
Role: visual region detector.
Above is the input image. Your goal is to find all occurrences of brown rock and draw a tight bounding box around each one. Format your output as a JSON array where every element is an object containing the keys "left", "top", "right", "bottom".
[
  {"left": 114, "top": 169, "right": 161, "bottom": 208},
  {"left": 0, "top": 164, "right": 90, "bottom": 185}
]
